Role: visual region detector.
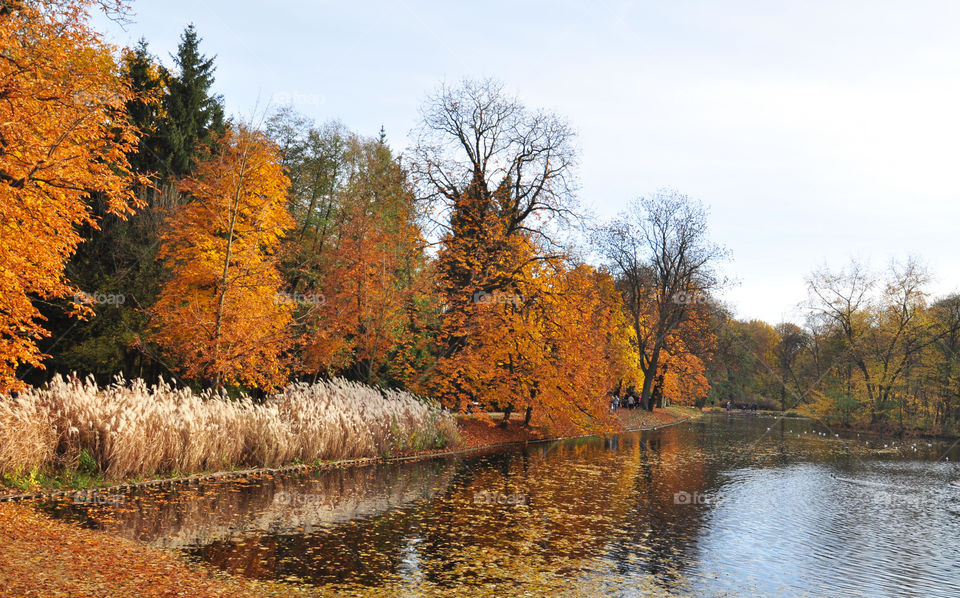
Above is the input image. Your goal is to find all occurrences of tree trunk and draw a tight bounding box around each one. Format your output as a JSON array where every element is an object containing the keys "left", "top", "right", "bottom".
[
  {"left": 640, "top": 346, "right": 662, "bottom": 411},
  {"left": 652, "top": 372, "right": 664, "bottom": 409}
]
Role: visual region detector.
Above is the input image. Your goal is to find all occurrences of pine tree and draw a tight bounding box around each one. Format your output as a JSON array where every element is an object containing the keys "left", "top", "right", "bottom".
[
  {"left": 123, "top": 39, "right": 165, "bottom": 178},
  {"left": 160, "top": 24, "right": 225, "bottom": 179}
]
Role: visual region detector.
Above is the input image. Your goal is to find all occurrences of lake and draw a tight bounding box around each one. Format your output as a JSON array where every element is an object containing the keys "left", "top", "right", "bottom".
[{"left": 40, "top": 413, "right": 960, "bottom": 596}]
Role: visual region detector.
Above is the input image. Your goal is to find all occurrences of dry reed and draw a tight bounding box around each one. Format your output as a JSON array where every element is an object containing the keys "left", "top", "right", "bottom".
[{"left": 0, "top": 376, "right": 458, "bottom": 480}]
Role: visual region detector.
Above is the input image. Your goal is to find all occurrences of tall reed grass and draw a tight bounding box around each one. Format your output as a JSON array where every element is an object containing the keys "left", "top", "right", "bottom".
[{"left": 0, "top": 376, "right": 459, "bottom": 480}]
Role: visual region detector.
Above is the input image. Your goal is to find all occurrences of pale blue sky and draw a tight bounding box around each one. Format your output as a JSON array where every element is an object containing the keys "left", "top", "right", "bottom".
[{"left": 94, "top": 1, "right": 960, "bottom": 323}]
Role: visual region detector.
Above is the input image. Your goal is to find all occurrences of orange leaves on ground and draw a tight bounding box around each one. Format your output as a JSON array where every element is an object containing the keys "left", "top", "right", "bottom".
[
  {"left": 150, "top": 126, "right": 294, "bottom": 389},
  {"left": 0, "top": 502, "right": 262, "bottom": 597},
  {"left": 0, "top": 0, "right": 142, "bottom": 391}
]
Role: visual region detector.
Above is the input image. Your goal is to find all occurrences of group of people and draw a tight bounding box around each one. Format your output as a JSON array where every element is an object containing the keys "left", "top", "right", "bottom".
[{"left": 609, "top": 383, "right": 648, "bottom": 412}]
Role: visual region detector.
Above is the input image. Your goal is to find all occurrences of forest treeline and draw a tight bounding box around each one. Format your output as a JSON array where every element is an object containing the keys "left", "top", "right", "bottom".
[
  {"left": 713, "top": 260, "right": 960, "bottom": 434},
  {"left": 3, "top": 1, "right": 959, "bottom": 435}
]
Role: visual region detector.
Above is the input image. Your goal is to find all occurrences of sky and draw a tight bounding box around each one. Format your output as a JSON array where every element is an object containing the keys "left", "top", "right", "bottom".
[{"left": 93, "top": 0, "right": 960, "bottom": 324}]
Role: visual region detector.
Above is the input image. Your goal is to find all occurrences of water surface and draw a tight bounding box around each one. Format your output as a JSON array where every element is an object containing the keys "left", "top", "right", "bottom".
[{"left": 41, "top": 414, "right": 960, "bottom": 596}]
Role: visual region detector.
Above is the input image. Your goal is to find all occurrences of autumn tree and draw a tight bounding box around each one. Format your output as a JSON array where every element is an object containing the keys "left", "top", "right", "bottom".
[
  {"left": 806, "top": 259, "right": 936, "bottom": 424},
  {"left": 597, "top": 190, "right": 726, "bottom": 409},
  {"left": 0, "top": 0, "right": 142, "bottom": 391},
  {"left": 412, "top": 78, "right": 577, "bottom": 245},
  {"left": 411, "top": 80, "right": 608, "bottom": 428},
  {"left": 38, "top": 27, "right": 228, "bottom": 385},
  {"left": 427, "top": 232, "right": 630, "bottom": 432},
  {"left": 301, "top": 134, "right": 429, "bottom": 385},
  {"left": 927, "top": 294, "right": 960, "bottom": 429},
  {"left": 413, "top": 78, "right": 577, "bottom": 339},
  {"left": 774, "top": 322, "right": 811, "bottom": 410},
  {"left": 265, "top": 111, "right": 433, "bottom": 386},
  {"left": 150, "top": 126, "right": 294, "bottom": 389},
  {"left": 658, "top": 306, "right": 716, "bottom": 408},
  {"left": 411, "top": 80, "right": 646, "bottom": 432}
]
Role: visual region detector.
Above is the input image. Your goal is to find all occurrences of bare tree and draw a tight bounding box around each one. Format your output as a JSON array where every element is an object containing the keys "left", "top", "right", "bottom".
[
  {"left": 929, "top": 294, "right": 960, "bottom": 427},
  {"left": 596, "top": 189, "right": 726, "bottom": 409},
  {"left": 806, "top": 258, "right": 935, "bottom": 424},
  {"left": 774, "top": 322, "right": 811, "bottom": 410},
  {"left": 412, "top": 78, "right": 578, "bottom": 243}
]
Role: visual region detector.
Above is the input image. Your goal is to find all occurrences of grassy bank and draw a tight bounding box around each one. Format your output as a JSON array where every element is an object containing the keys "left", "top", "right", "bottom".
[{"left": 0, "top": 376, "right": 458, "bottom": 493}]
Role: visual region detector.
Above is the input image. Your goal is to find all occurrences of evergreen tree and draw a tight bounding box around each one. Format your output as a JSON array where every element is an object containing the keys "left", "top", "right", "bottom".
[
  {"left": 123, "top": 39, "right": 165, "bottom": 178},
  {"left": 159, "top": 24, "right": 225, "bottom": 179},
  {"left": 32, "top": 28, "right": 227, "bottom": 386}
]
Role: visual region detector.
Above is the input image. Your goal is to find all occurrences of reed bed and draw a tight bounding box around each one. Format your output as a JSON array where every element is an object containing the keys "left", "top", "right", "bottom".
[{"left": 0, "top": 376, "right": 458, "bottom": 480}]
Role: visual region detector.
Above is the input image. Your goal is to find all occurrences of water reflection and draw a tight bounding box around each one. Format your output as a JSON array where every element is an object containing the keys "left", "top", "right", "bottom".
[{"left": 39, "top": 414, "right": 960, "bottom": 596}]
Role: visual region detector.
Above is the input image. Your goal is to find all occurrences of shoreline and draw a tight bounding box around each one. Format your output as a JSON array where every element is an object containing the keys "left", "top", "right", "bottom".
[
  {"left": 703, "top": 408, "right": 960, "bottom": 442},
  {"left": 0, "top": 406, "right": 701, "bottom": 502},
  {"left": 0, "top": 407, "right": 700, "bottom": 597}
]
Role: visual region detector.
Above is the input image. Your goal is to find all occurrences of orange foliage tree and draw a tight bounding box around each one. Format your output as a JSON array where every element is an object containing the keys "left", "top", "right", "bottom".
[
  {"left": 658, "top": 345, "right": 710, "bottom": 406},
  {"left": 659, "top": 306, "right": 714, "bottom": 406},
  {"left": 424, "top": 184, "right": 634, "bottom": 432},
  {"left": 533, "top": 263, "right": 642, "bottom": 431},
  {"left": 0, "top": 0, "right": 142, "bottom": 391},
  {"left": 150, "top": 126, "right": 294, "bottom": 389},
  {"left": 286, "top": 135, "right": 432, "bottom": 385}
]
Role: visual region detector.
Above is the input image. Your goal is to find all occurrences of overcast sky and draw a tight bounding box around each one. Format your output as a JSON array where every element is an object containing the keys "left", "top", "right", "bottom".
[{"left": 93, "top": 1, "right": 960, "bottom": 324}]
